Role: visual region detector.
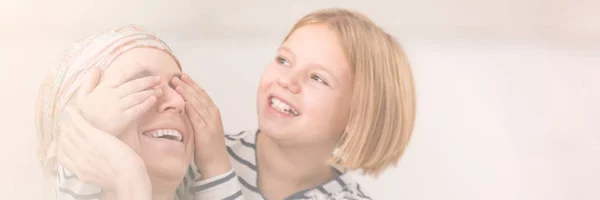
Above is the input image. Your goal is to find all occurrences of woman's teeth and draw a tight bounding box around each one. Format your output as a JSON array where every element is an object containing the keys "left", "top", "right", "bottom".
[
  {"left": 145, "top": 129, "right": 183, "bottom": 142},
  {"left": 270, "top": 97, "right": 299, "bottom": 116}
]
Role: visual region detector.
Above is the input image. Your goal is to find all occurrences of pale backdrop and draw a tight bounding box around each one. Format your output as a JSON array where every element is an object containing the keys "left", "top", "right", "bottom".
[{"left": 1, "top": 0, "right": 599, "bottom": 199}]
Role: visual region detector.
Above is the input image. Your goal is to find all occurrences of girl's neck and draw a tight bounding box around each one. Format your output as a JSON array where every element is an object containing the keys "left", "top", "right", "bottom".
[{"left": 256, "top": 132, "right": 339, "bottom": 199}]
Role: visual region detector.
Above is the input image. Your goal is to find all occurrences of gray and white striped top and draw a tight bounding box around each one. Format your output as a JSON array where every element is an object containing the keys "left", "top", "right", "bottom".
[
  {"left": 189, "top": 129, "right": 373, "bottom": 200},
  {"left": 56, "top": 129, "right": 373, "bottom": 200}
]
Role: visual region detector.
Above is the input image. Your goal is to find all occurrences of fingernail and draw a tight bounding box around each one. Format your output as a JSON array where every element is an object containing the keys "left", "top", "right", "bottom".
[
  {"left": 156, "top": 88, "right": 163, "bottom": 95},
  {"left": 181, "top": 74, "right": 188, "bottom": 80}
]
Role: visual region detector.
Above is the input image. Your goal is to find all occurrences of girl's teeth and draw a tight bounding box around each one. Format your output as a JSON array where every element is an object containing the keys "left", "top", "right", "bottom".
[{"left": 270, "top": 98, "right": 299, "bottom": 116}]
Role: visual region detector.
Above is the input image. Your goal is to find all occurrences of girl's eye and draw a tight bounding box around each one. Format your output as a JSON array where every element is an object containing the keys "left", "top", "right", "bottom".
[
  {"left": 276, "top": 56, "right": 290, "bottom": 67},
  {"left": 311, "top": 74, "right": 328, "bottom": 86}
]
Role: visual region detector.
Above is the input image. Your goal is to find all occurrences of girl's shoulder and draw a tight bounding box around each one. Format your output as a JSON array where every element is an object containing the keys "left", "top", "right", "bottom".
[
  {"left": 313, "top": 173, "right": 373, "bottom": 200},
  {"left": 224, "top": 129, "right": 259, "bottom": 148}
]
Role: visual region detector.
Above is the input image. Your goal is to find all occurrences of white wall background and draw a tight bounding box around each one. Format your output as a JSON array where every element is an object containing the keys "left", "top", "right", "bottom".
[{"left": 0, "top": 0, "right": 598, "bottom": 199}]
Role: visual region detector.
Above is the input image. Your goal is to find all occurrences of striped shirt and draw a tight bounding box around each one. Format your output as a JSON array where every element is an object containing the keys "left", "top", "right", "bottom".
[
  {"left": 56, "top": 129, "right": 372, "bottom": 200},
  {"left": 187, "top": 129, "right": 373, "bottom": 200}
]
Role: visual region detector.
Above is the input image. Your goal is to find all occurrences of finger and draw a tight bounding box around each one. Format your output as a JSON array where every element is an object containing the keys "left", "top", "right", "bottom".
[
  {"left": 176, "top": 85, "right": 213, "bottom": 119},
  {"left": 180, "top": 74, "right": 206, "bottom": 95},
  {"left": 78, "top": 146, "right": 111, "bottom": 186},
  {"left": 103, "top": 64, "right": 150, "bottom": 88},
  {"left": 61, "top": 122, "right": 85, "bottom": 152},
  {"left": 173, "top": 80, "right": 204, "bottom": 105},
  {"left": 115, "top": 75, "right": 161, "bottom": 98},
  {"left": 77, "top": 67, "right": 101, "bottom": 100},
  {"left": 61, "top": 121, "right": 94, "bottom": 168},
  {"left": 177, "top": 75, "right": 215, "bottom": 106},
  {"left": 63, "top": 115, "right": 108, "bottom": 175},
  {"left": 120, "top": 88, "right": 163, "bottom": 110},
  {"left": 183, "top": 107, "right": 196, "bottom": 141},
  {"left": 185, "top": 103, "right": 204, "bottom": 146},
  {"left": 175, "top": 77, "right": 218, "bottom": 118},
  {"left": 185, "top": 102, "right": 207, "bottom": 131},
  {"left": 173, "top": 77, "right": 212, "bottom": 113},
  {"left": 172, "top": 76, "right": 220, "bottom": 123},
  {"left": 64, "top": 106, "right": 86, "bottom": 139},
  {"left": 61, "top": 109, "right": 88, "bottom": 140},
  {"left": 61, "top": 114, "right": 114, "bottom": 186},
  {"left": 123, "top": 96, "right": 157, "bottom": 121},
  {"left": 57, "top": 150, "right": 81, "bottom": 179},
  {"left": 65, "top": 106, "right": 103, "bottom": 139},
  {"left": 57, "top": 125, "right": 84, "bottom": 176},
  {"left": 185, "top": 102, "right": 205, "bottom": 125},
  {"left": 60, "top": 146, "right": 103, "bottom": 186}
]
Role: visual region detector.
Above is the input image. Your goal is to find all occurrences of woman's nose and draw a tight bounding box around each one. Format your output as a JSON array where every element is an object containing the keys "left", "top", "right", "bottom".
[{"left": 156, "top": 83, "right": 185, "bottom": 114}]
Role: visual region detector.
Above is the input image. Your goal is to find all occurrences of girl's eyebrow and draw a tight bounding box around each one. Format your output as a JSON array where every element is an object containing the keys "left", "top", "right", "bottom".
[{"left": 278, "top": 46, "right": 296, "bottom": 58}]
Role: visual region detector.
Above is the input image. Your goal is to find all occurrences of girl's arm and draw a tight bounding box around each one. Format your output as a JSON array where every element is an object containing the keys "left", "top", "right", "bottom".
[{"left": 187, "top": 169, "right": 245, "bottom": 200}]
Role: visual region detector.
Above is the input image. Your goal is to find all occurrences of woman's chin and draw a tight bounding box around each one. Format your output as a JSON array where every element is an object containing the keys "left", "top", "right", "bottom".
[{"left": 144, "top": 157, "right": 189, "bottom": 182}]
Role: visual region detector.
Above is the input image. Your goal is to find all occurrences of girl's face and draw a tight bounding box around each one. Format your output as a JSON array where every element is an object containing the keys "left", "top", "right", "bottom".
[{"left": 257, "top": 24, "right": 354, "bottom": 148}]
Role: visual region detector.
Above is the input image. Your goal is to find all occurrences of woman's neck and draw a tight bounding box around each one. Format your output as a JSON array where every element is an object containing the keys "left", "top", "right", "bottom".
[
  {"left": 147, "top": 175, "right": 180, "bottom": 200},
  {"left": 101, "top": 189, "right": 177, "bottom": 200},
  {"left": 256, "top": 132, "right": 339, "bottom": 199},
  {"left": 100, "top": 177, "right": 178, "bottom": 200},
  {"left": 101, "top": 191, "right": 176, "bottom": 200}
]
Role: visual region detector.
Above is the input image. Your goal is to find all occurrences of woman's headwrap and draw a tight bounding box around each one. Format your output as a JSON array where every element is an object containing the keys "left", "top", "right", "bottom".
[{"left": 34, "top": 25, "right": 181, "bottom": 197}]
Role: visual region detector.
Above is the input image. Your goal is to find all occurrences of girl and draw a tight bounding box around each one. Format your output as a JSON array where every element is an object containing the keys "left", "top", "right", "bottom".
[{"left": 173, "top": 8, "right": 417, "bottom": 199}]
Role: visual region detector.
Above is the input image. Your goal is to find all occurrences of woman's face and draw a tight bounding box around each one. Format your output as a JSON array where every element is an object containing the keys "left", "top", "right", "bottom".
[
  {"left": 256, "top": 24, "right": 354, "bottom": 148},
  {"left": 101, "top": 48, "right": 194, "bottom": 182}
]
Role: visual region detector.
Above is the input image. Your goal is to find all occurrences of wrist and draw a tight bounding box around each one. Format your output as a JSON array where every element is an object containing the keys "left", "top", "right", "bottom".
[
  {"left": 199, "top": 164, "right": 232, "bottom": 180},
  {"left": 196, "top": 151, "right": 232, "bottom": 180},
  {"left": 114, "top": 157, "right": 147, "bottom": 187},
  {"left": 114, "top": 149, "right": 145, "bottom": 174},
  {"left": 115, "top": 168, "right": 151, "bottom": 200}
]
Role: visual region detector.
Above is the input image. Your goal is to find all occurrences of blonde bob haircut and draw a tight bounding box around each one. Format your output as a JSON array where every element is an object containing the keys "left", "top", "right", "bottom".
[{"left": 282, "top": 8, "right": 416, "bottom": 177}]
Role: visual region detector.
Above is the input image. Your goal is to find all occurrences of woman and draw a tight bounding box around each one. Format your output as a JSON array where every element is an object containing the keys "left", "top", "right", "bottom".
[{"left": 35, "top": 25, "right": 241, "bottom": 200}]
